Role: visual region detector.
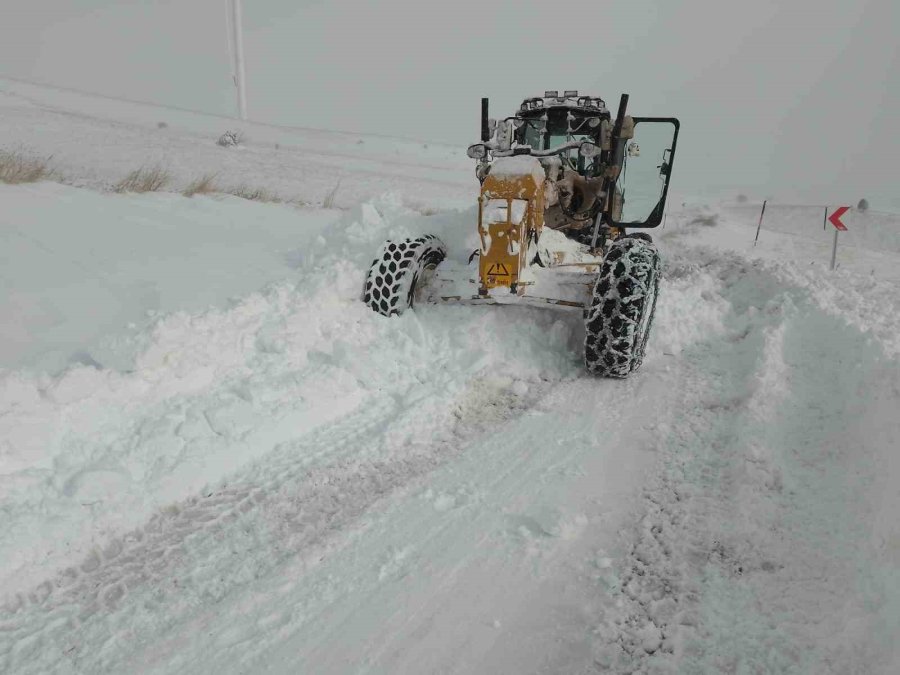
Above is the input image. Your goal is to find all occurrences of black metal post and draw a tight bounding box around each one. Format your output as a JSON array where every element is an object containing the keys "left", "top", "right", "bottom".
[
  {"left": 591, "top": 93, "right": 629, "bottom": 250},
  {"left": 754, "top": 199, "right": 767, "bottom": 246},
  {"left": 610, "top": 93, "right": 629, "bottom": 142}
]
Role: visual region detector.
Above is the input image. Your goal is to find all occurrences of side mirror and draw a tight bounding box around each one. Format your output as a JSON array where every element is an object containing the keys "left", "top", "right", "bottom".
[
  {"left": 608, "top": 118, "right": 679, "bottom": 228},
  {"left": 658, "top": 148, "right": 671, "bottom": 176},
  {"left": 467, "top": 144, "right": 488, "bottom": 160},
  {"left": 496, "top": 119, "right": 513, "bottom": 151}
]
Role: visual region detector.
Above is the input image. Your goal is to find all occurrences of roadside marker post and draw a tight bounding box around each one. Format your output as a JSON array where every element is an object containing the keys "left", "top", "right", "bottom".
[
  {"left": 830, "top": 229, "right": 838, "bottom": 270},
  {"left": 753, "top": 200, "right": 767, "bottom": 246},
  {"left": 828, "top": 206, "right": 850, "bottom": 271}
]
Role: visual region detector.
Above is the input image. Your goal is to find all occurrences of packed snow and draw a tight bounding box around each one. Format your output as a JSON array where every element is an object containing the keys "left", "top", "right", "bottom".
[
  {"left": 1, "top": 79, "right": 899, "bottom": 674},
  {"left": 488, "top": 155, "right": 546, "bottom": 184}
]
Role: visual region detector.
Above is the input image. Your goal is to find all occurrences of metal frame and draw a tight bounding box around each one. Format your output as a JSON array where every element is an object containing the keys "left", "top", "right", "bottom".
[{"left": 606, "top": 117, "right": 680, "bottom": 229}]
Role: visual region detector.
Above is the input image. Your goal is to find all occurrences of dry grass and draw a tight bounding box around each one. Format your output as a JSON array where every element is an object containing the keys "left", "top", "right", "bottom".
[
  {"left": 411, "top": 204, "right": 439, "bottom": 216},
  {"left": 689, "top": 214, "right": 719, "bottom": 227},
  {"left": 114, "top": 166, "right": 170, "bottom": 193},
  {"left": 0, "top": 150, "right": 54, "bottom": 184},
  {"left": 183, "top": 173, "right": 218, "bottom": 197},
  {"left": 323, "top": 179, "right": 341, "bottom": 209},
  {"left": 217, "top": 130, "right": 244, "bottom": 147},
  {"left": 227, "top": 184, "right": 278, "bottom": 202}
]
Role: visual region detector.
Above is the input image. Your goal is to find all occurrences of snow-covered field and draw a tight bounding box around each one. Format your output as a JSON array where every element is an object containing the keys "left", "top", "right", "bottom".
[{"left": 2, "top": 79, "right": 899, "bottom": 674}]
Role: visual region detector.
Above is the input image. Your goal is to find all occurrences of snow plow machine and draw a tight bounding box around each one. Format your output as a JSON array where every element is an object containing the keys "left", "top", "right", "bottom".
[{"left": 363, "top": 91, "right": 679, "bottom": 377}]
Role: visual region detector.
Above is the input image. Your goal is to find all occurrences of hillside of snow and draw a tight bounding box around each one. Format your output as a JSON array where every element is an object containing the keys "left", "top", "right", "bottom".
[{"left": 1, "top": 80, "right": 899, "bottom": 674}]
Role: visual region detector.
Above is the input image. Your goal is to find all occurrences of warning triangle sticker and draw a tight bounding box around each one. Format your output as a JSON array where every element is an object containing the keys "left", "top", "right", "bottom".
[{"left": 487, "top": 263, "right": 510, "bottom": 276}]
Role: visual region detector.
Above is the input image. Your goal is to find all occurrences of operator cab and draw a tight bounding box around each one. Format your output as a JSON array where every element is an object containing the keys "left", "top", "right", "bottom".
[
  {"left": 514, "top": 91, "right": 612, "bottom": 175},
  {"left": 467, "top": 90, "right": 680, "bottom": 230}
]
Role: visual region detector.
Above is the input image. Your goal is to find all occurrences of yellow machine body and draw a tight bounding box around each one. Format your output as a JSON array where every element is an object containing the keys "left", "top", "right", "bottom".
[{"left": 477, "top": 169, "right": 545, "bottom": 293}]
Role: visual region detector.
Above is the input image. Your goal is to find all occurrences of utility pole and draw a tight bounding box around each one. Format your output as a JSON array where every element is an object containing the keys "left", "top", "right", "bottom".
[{"left": 230, "top": 0, "right": 247, "bottom": 120}]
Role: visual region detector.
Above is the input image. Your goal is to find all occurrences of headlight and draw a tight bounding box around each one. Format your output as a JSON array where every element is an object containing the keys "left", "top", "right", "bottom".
[
  {"left": 467, "top": 144, "right": 488, "bottom": 160},
  {"left": 578, "top": 142, "right": 602, "bottom": 159}
]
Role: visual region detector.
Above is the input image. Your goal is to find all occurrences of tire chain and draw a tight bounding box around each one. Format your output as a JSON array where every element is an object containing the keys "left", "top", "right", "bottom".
[{"left": 584, "top": 236, "right": 661, "bottom": 377}]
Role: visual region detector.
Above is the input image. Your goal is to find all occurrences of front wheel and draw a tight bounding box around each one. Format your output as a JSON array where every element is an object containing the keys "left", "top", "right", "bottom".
[
  {"left": 584, "top": 236, "right": 661, "bottom": 377},
  {"left": 363, "top": 235, "right": 447, "bottom": 316}
]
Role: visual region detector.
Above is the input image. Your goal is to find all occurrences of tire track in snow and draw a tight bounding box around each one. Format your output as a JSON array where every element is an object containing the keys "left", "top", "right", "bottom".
[
  {"left": 0, "top": 396, "right": 392, "bottom": 671},
  {"left": 0, "top": 372, "right": 557, "bottom": 674},
  {"left": 590, "top": 252, "right": 900, "bottom": 673},
  {"left": 127, "top": 368, "right": 670, "bottom": 675},
  {"left": 591, "top": 264, "right": 785, "bottom": 670}
]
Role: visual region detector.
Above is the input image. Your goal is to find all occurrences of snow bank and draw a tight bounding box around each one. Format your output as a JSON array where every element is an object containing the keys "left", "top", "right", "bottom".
[
  {"left": 661, "top": 204, "right": 900, "bottom": 357},
  {"left": 0, "top": 77, "right": 472, "bottom": 210},
  {"left": 681, "top": 201, "right": 900, "bottom": 283},
  {"left": 0, "top": 182, "right": 338, "bottom": 374},
  {"left": 724, "top": 202, "right": 900, "bottom": 255}
]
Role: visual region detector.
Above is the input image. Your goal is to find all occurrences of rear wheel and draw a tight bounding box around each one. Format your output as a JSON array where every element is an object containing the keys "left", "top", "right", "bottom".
[
  {"left": 363, "top": 235, "right": 446, "bottom": 316},
  {"left": 584, "top": 236, "right": 661, "bottom": 377}
]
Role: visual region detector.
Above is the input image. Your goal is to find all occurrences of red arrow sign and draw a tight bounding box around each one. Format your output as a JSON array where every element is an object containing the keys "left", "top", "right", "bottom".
[{"left": 828, "top": 206, "right": 849, "bottom": 231}]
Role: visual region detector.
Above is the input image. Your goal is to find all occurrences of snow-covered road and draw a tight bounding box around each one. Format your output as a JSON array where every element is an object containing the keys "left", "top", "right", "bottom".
[
  {"left": 2, "top": 81, "right": 899, "bottom": 673},
  {"left": 5, "top": 238, "right": 898, "bottom": 674}
]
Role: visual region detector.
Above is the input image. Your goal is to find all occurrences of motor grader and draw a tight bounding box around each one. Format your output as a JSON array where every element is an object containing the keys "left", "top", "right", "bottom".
[{"left": 363, "top": 91, "right": 679, "bottom": 377}]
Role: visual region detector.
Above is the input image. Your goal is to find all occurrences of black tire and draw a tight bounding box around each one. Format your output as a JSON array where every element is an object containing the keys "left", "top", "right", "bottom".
[
  {"left": 584, "top": 236, "right": 661, "bottom": 377},
  {"left": 363, "top": 235, "right": 447, "bottom": 316}
]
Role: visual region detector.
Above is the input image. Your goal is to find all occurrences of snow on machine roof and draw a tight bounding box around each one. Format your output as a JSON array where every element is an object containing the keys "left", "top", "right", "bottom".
[{"left": 519, "top": 90, "right": 609, "bottom": 115}]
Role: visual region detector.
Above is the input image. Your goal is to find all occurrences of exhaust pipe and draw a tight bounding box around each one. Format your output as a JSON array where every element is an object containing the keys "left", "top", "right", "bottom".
[
  {"left": 611, "top": 93, "right": 629, "bottom": 143},
  {"left": 481, "top": 98, "right": 490, "bottom": 142}
]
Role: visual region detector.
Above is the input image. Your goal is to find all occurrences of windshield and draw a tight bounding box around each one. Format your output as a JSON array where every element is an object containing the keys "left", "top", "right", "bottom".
[
  {"left": 521, "top": 120, "right": 544, "bottom": 150},
  {"left": 546, "top": 112, "right": 572, "bottom": 148},
  {"left": 514, "top": 110, "right": 604, "bottom": 174},
  {"left": 518, "top": 110, "right": 599, "bottom": 151}
]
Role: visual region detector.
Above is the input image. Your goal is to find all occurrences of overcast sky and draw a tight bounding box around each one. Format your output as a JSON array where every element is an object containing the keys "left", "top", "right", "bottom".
[{"left": 3, "top": 0, "right": 898, "bottom": 208}]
